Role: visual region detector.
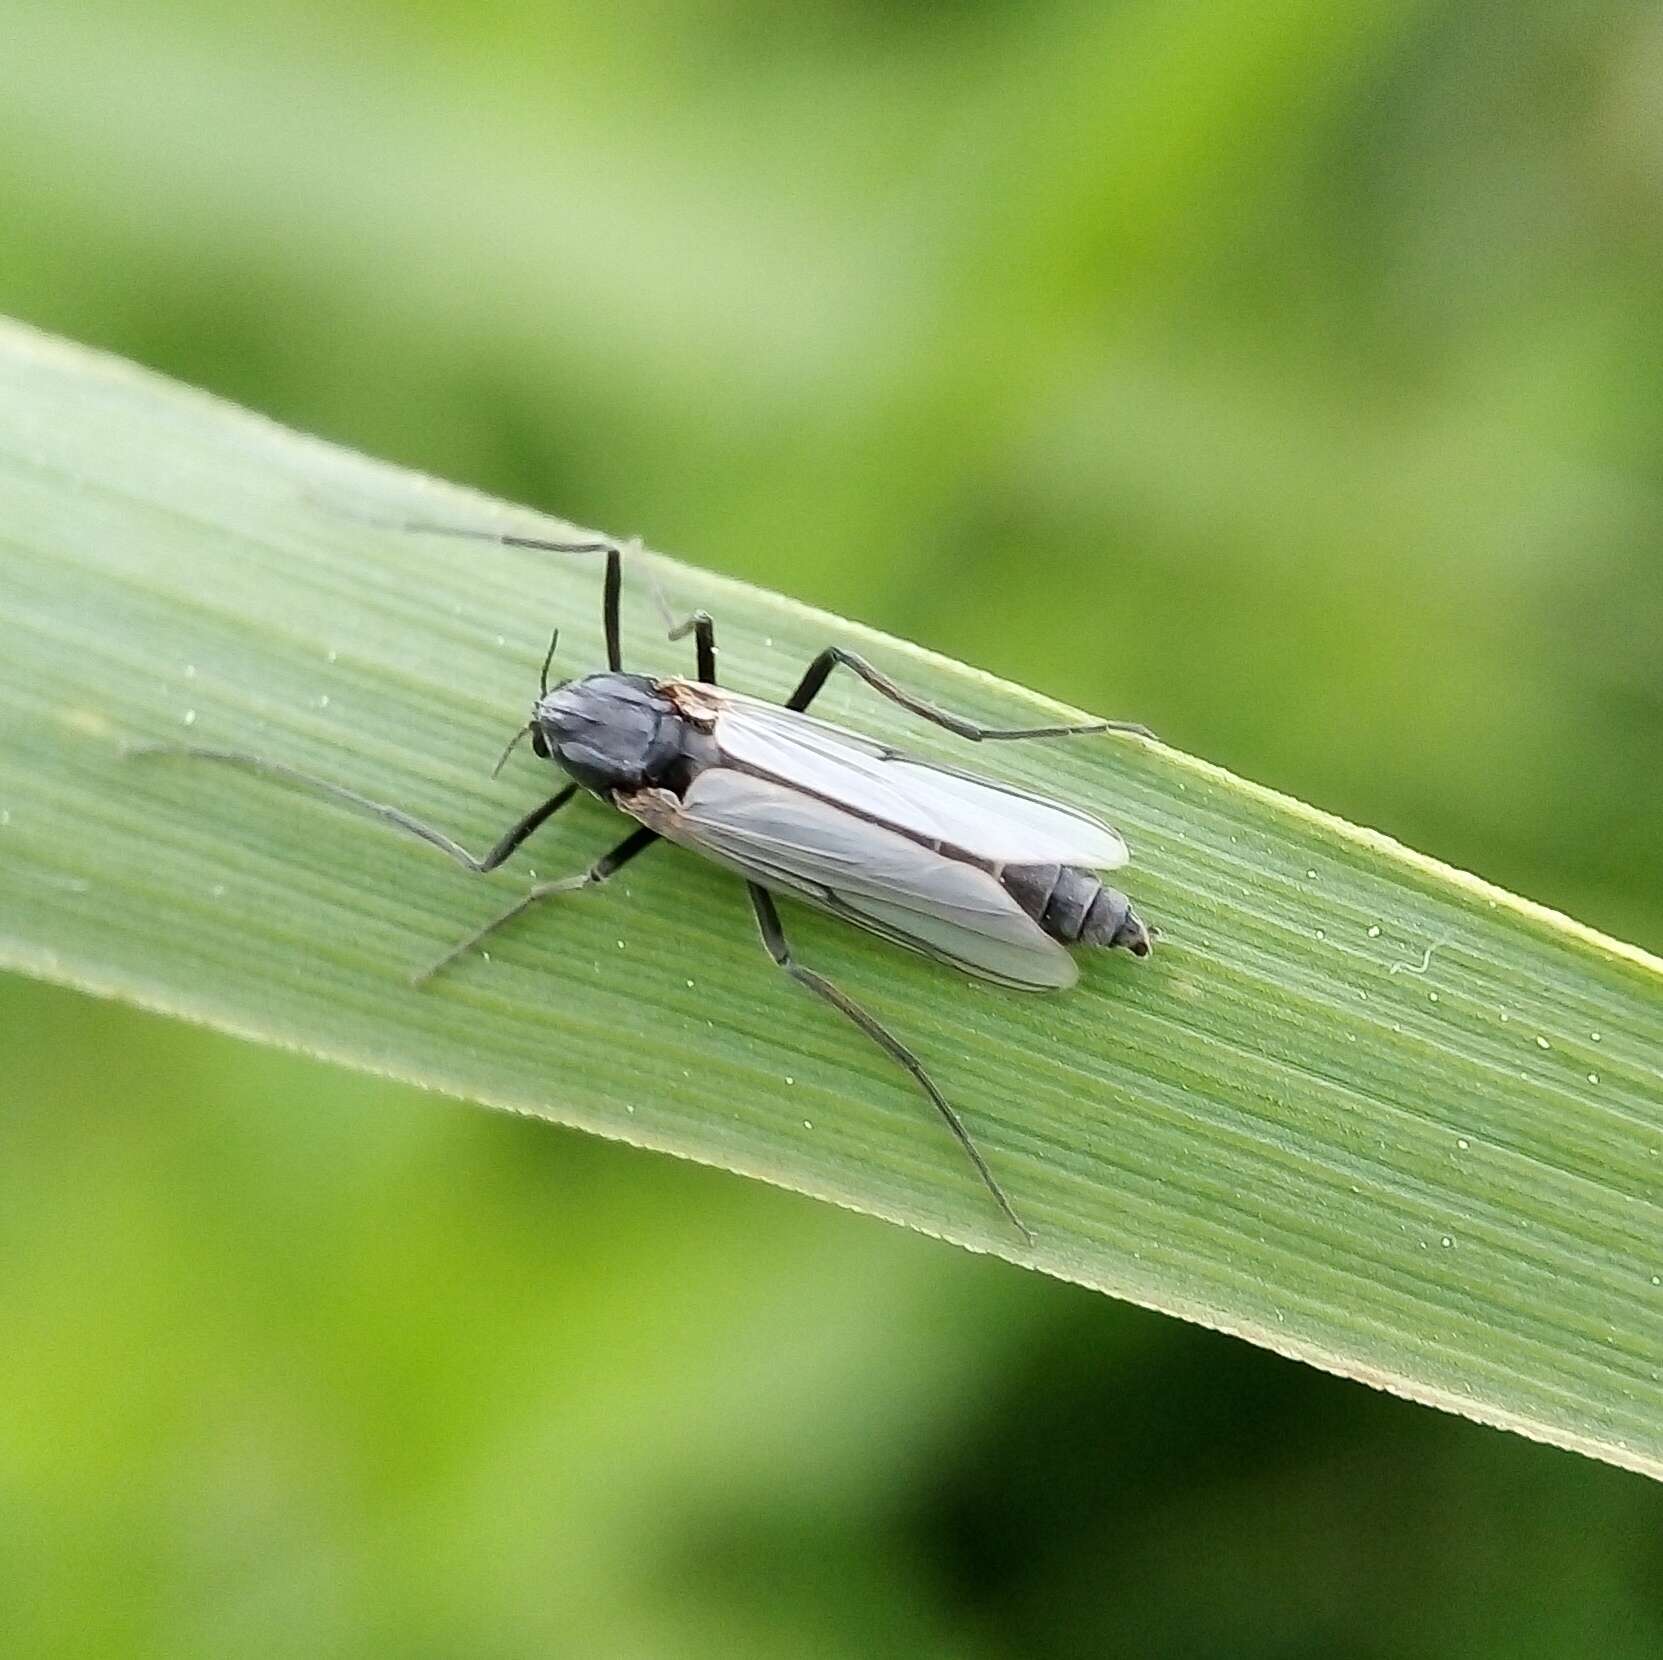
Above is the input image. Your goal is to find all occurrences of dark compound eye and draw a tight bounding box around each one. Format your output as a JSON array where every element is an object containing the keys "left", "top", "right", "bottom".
[{"left": 531, "top": 729, "right": 550, "bottom": 759}]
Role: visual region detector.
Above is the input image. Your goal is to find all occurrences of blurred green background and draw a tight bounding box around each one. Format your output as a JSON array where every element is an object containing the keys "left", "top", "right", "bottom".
[{"left": 4, "top": 0, "right": 1662, "bottom": 1653}]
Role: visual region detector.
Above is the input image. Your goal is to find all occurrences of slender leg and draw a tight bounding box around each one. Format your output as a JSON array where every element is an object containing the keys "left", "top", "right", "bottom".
[
  {"left": 341, "top": 512, "right": 734, "bottom": 682},
  {"left": 600, "top": 544, "right": 623, "bottom": 672},
  {"left": 488, "top": 536, "right": 625, "bottom": 672},
  {"left": 493, "top": 531, "right": 684, "bottom": 645},
  {"left": 366, "top": 518, "right": 660, "bottom": 673},
  {"left": 668, "top": 610, "right": 718, "bottom": 683},
  {"left": 128, "top": 745, "right": 577, "bottom": 872},
  {"left": 747, "top": 884, "right": 1031, "bottom": 1242},
  {"left": 318, "top": 504, "right": 718, "bottom": 667},
  {"left": 786, "top": 647, "right": 1153, "bottom": 741},
  {"left": 414, "top": 825, "right": 660, "bottom": 985},
  {"left": 493, "top": 535, "right": 622, "bottom": 673}
]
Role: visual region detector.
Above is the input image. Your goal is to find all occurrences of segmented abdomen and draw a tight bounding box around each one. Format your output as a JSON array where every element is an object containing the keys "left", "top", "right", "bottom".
[{"left": 1001, "top": 863, "right": 1150, "bottom": 956}]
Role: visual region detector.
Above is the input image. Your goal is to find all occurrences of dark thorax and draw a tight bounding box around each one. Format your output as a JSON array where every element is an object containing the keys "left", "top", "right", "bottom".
[{"left": 532, "top": 673, "right": 697, "bottom": 798}]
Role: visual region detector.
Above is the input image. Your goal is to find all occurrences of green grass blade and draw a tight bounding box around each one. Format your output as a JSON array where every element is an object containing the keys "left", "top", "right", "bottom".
[{"left": 2, "top": 316, "right": 1660, "bottom": 1477}]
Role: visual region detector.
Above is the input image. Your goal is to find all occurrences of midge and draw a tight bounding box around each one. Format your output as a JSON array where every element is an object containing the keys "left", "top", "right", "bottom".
[{"left": 136, "top": 526, "right": 1153, "bottom": 1239}]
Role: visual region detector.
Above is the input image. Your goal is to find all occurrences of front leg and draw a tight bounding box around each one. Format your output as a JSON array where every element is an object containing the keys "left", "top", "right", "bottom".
[{"left": 129, "top": 744, "right": 577, "bottom": 873}]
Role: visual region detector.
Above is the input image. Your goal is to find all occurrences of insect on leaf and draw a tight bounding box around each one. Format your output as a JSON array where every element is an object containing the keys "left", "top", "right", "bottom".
[{"left": 2, "top": 318, "right": 1662, "bottom": 1479}]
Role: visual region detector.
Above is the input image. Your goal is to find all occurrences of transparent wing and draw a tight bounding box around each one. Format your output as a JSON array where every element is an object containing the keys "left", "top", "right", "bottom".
[
  {"left": 707, "top": 692, "right": 1128, "bottom": 870},
  {"left": 640, "top": 769, "right": 1077, "bottom": 989}
]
